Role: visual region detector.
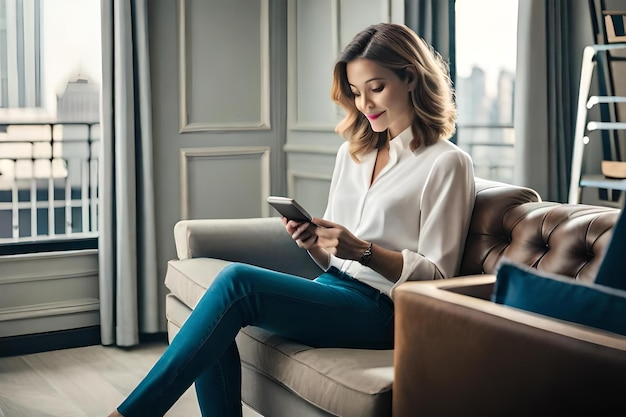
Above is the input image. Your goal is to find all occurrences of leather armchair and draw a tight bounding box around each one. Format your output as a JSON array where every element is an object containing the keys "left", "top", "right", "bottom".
[{"left": 393, "top": 198, "right": 626, "bottom": 416}]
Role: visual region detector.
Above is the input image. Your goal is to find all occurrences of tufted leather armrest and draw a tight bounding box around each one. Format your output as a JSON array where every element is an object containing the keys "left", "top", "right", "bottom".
[{"left": 461, "top": 182, "right": 619, "bottom": 281}]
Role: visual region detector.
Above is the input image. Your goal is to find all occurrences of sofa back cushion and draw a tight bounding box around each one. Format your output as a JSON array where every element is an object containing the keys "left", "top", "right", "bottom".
[{"left": 460, "top": 179, "right": 619, "bottom": 282}]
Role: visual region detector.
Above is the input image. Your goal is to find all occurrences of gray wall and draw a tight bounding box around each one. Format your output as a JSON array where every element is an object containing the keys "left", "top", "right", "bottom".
[{"left": 150, "top": 0, "right": 404, "bottom": 328}]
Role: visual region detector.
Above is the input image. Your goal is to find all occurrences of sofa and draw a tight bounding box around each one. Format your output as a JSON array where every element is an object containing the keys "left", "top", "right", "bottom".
[{"left": 164, "top": 178, "right": 622, "bottom": 417}]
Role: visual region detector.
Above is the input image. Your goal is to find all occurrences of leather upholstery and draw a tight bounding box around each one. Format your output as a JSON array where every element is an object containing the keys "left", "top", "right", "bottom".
[
  {"left": 393, "top": 277, "right": 626, "bottom": 417},
  {"left": 394, "top": 183, "right": 624, "bottom": 416},
  {"left": 460, "top": 180, "right": 618, "bottom": 282}
]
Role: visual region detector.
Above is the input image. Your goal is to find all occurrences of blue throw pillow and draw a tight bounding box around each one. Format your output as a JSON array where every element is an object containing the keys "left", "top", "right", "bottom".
[
  {"left": 493, "top": 261, "right": 626, "bottom": 336},
  {"left": 595, "top": 207, "right": 626, "bottom": 291}
]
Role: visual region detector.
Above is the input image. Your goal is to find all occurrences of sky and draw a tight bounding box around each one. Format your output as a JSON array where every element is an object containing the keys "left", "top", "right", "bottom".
[
  {"left": 41, "top": 0, "right": 101, "bottom": 114},
  {"left": 455, "top": 0, "right": 518, "bottom": 97}
]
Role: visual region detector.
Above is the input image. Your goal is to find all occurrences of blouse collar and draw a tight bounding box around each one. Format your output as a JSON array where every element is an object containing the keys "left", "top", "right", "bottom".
[{"left": 390, "top": 126, "right": 414, "bottom": 153}]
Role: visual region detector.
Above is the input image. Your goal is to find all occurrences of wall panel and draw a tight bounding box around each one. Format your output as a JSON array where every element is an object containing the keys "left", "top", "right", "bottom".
[
  {"left": 178, "top": 0, "right": 270, "bottom": 132},
  {"left": 180, "top": 147, "right": 271, "bottom": 220},
  {"left": 0, "top": 250, "right": 99, "bottom": 338}
]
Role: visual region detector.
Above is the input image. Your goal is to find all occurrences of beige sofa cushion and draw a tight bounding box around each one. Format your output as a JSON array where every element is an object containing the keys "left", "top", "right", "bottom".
[
  {"left": 165, "top": 258, "right": 232, "bottom": 308},
  {"left": 165, "top": 258, "right": 394, "bottom": 417},
  {"left": 237, "top": 327, "right": 393, "bottom": 417}
]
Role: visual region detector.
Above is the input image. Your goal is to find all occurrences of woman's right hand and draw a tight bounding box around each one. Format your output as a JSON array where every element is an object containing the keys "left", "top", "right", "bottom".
[{"left": 283, "top": 218, "right": 319, "bottom": 250}]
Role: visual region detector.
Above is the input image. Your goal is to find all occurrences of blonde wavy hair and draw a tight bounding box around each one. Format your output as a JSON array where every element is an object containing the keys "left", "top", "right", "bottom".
[{"left": 331, "top": 23, "right": 457, "bottom": 161}]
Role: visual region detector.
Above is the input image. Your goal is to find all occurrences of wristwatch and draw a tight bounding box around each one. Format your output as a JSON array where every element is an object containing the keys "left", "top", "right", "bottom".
[{"left": 359, "top": 242, "right": 373, "bottom": 266}]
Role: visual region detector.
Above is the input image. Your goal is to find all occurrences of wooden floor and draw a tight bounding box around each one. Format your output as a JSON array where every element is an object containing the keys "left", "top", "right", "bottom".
[{"left": 0, "top": 342, "right": 260, "bottom": 417}]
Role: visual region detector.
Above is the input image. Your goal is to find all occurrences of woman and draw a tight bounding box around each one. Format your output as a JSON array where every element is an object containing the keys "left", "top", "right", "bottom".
[{"left": 110, "top": 22, "right": 475, "bottom": 417}]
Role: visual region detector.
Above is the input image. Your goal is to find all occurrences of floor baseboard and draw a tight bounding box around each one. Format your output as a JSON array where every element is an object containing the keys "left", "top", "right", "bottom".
[
  {"left": 0, "top": 327, "right": 170, "bottom": 357},
  {"left": 0, "top": 326, "right": 101, "bottom": 357}
]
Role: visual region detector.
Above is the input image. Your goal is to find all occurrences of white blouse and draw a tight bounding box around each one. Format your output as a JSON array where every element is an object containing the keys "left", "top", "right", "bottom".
[{"left": 321, "top": 127, "right": 476, "bottom": 297}]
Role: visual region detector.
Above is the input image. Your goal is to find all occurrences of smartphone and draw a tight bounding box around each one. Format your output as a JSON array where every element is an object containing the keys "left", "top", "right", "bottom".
[{"left": 267, "top": 196, "right": 314, "bottom": 223}]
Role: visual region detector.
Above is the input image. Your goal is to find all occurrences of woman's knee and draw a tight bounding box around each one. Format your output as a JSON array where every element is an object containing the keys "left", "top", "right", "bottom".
[
  {"left": 212, "top": 263, "right": 258, "bottom": 294},
  {"left": 218, "top": 263, "right": 257, "bottom": 280}
]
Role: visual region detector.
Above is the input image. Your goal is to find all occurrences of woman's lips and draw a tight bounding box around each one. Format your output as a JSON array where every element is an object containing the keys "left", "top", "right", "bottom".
[{"left": 366, "top": 111, "right": 385, "bottom": 121}]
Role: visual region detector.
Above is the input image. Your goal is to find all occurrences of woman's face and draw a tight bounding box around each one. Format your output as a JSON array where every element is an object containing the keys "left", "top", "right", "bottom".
[{"left": 346, "top": 58, "right": 414, "bottom": 138}]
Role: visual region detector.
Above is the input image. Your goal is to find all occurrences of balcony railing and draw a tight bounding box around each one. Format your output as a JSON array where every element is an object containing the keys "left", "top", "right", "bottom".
[
  {"left": 0, "top": 122, "right": 100, "bottom": 242},
  {"left": 456, "top": 124, "right": 515, "bottom": 184}
]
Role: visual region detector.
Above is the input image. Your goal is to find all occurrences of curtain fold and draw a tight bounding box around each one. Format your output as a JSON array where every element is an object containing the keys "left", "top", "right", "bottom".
[
  {"left": 405, "top": 0, "right": 455, "bottom": 144},
  {"left": 546, "top": 2, "right": 575, "bottom": 203},
  {"left": 99, "top": 0, "right": 159, "bottom": 347},
  {"left": 514, "top": 0, "right": 593, "bottom": 202},
  {"left": 404, "top": 0, "right": 455, "bottom": 69}
]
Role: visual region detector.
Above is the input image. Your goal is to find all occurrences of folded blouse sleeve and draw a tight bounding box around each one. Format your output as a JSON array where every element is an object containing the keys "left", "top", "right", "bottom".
[{"left": 391, "top": 150, "right": 475, "bottom": 293}]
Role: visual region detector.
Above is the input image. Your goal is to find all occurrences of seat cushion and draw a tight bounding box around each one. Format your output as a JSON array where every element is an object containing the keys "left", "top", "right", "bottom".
[
  {"left": 237, "top": 327, "right": 393, "bottom": 417},
  {"left": 165, "top": 258, "right": 233, "bottom": 308},
  {"left": 165, "top": 258, "right": 394, "bottom": 417},
  {"left": 493, "top": 260, "right": 626, "bottom": 336}
]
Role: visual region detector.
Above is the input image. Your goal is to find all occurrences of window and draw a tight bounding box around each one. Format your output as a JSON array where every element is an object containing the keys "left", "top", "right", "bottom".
[
  {"left": 454, "top": 0, "right": 518, "bottom": 183},
  {"left": 0, "top": 0, "right": 101, "bottom": 247}
]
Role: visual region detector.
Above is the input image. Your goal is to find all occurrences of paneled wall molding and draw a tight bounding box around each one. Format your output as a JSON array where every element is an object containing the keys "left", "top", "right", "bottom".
[
  {"left": 0, "top": 250, "right": 98, "bottom": 284},
  {"left": 287, "top": 0, "right": 341, "bottom": 131},
  {"left": 287, "top": 170, "right": 333, "bottom": 198},
  {"left": 288, "top": 123, "right": 338, "bottom": 133},
  {"left": 0, "top": 298, "right": 100, "bottom": 322},
  {"left": 0, "top": 249, "right": 97, "bottom": 262},
  {"left": 177, "top": 0, "right": 270, "bottom": 133},
  {"left": 0, "top": 298, "right": 100, "bottom": 338},
  {"left": 331, "top": 0, "right": 340, "bottom": 58},
  {"left": 0, "top": 271, "right": 98, "bottom": 285},
  {"left": 0, "top": 249, "right": 100, "bottom": 338},
  {"left": 179, "top": 146, "right": 271, "bottom": 220},
  {"left": 283, "top": 143, "right": 339, "bottom": 155}
]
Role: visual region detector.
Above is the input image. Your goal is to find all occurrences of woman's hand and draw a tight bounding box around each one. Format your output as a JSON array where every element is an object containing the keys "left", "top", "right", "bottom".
[
  {"left": 284, "top": 217, "right": 403, "bottom": 282},
  {"left": 309, "top": 217, "right": 370, "bottom": 262},
  {"left": 283, "top": 218, "right": 319, "bottom": 250}
]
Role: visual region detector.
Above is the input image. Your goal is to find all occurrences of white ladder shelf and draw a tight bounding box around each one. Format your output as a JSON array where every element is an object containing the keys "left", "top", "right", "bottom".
[{"left": 568, "top": 43, "right": 626, "bottom": 204}]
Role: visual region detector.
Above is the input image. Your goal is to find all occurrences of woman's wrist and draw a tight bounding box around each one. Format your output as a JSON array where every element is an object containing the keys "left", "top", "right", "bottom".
[{"left": 356, "top": 241, "right": 373, "bottom": 266}]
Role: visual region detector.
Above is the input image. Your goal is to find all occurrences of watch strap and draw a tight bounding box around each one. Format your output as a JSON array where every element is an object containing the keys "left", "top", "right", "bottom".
[{"left": 359, "top": 242, "right": 373, "bottom": 266}]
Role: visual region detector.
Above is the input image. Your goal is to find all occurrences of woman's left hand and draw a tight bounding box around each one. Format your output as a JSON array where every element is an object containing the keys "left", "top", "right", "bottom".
[{"left": 310, "top": 217, "right": 370, "bottom": 261}]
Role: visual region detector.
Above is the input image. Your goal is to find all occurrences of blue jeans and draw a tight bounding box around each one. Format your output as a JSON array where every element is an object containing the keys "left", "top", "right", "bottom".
[{"left": 117, "top": 263, "right": 395, "bottom": 417}]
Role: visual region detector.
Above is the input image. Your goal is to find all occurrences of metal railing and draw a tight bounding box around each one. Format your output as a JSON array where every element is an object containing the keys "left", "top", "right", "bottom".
[
  {"left": 0, "top": 122, "right": 100, "bottom": 242},
  {"left": 456, "top": 124, "right": 515, "bottom": 184}
]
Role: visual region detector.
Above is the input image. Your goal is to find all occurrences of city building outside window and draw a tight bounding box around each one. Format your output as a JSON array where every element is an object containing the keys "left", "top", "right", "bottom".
[
  {"left": 0, "top": 0, "right": 101, "bottom": 244},
  {"left": 455, "top": 0, "right": 518, "bottom": 183}
]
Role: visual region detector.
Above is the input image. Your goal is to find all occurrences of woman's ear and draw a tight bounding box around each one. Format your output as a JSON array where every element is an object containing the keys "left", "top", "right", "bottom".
[{"left": 405, "top": 66, "right": 418, "bottom": 91}]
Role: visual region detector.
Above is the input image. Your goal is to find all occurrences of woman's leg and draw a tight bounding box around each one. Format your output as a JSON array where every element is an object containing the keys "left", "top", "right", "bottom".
[
  {"left": 194, "top": 341, "right": 242, "bottom": 417},
  {"left": 115, "top": 263, "right": 394, "bottom": 416}
]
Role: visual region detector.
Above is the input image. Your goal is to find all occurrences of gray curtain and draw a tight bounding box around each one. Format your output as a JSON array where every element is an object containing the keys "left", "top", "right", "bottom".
[
  {"left": 405, "top": 0, "right": 455, "bottom": 144},
  {"left": 514, "top": 0, "right": 593, "bottom": 202},
  {"left": 99, "top": 0, "right": 159, "bottom": 346},
  {"left": 404, "top": 0, "right": 455, "bottom": 69}
]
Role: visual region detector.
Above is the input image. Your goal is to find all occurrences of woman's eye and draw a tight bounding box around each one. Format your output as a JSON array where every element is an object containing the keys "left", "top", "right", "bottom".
[
  {"left": 351, "top": 91, "right": 360, "bottom": 97},
  {"left": 372, "top": 86, "right": 384, "bottom": 93}
]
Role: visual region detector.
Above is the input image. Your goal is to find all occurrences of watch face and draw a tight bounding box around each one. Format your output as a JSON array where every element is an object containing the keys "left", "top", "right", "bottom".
[{"left": 360, "top": 244, "right": 373, "bottom": 265}]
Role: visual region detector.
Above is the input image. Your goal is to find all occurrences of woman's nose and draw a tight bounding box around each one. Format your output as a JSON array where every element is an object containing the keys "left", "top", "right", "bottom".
[{"left": 360, "top": 93, "right": 373, "bottom": 110}]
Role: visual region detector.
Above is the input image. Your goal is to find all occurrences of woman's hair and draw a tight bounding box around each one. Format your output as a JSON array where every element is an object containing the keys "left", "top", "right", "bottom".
[{"left": 331, "top": 23, "right": 456, "bottom": 161}]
